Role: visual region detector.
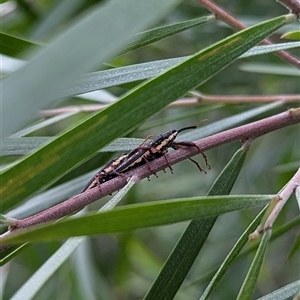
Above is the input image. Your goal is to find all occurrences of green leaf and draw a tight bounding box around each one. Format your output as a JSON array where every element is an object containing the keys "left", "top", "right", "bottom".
[
  {"left": 1, "top": 0, "right": 181, "bottom": 137},
  {"left": 122, "top": 15, "right": 215, "bottom": 53},
  {"left": 70, "top": 42, "right": 300, "bottom": 96},
  {"left": 281, "top": 30, "right": 300, "bottom": 40},
  {"left": 30, "top": 0, "right": 83, "bottom": 40},
  {"left": 1, "top": 102, "right": 281, "bottom": 158},
  {"left": 9, "top": 238, "right": 84, "bottom": 300},
  {"left": 237, "top": 231, "right": 271, "bottom": 300},
  {"left": 0, "top": 32, "right": 42, "bottom": 57},
  {"left": 9, "top": 112, "right": 79, "bottom": 138},
  {"left": 144, "top": 146, "right": 249, "bottom": 300},
  {"left": 287, "top": 230, "right": 300, "bottom": 260},
  {"left": 1, "top": 195, "right": 272, "bottom": 245},
  {"left": 180, "top": 102, "right": 283, "bottom": 141},
  {"left": 199, "top": 207, "right": 267, "bottom": 300},
  {"left": 240, "top": 41, "right": 300, "bottom": 57},
  {"left": 1, "top": 137, "right": 52, "bottom": 156},
  {"left": 193, "top": 216, "right": 300, "bottom": 286},
  {"left": 4, "top": 179, "right": 136, "bottom": 299},
  {"left": 256, "top": 280, "right": 300, "bottom": 300},
  {"left": 0, "top": 14, "right": 292, "bottom": 212},
  {"left": 1, "top": 15, "right": 213, "bottom": 59},
  {"left": 0, "top": 244, "right": 30, "bottom": 266},
  {"left": 1, "top": 137, "right": 143, "bottom": 156},
  {"left": 240, "top": 216, "right": 300, "bottom": 259},
  {"left": 239, "top": 62, "right": 300, "bottom": 76}
]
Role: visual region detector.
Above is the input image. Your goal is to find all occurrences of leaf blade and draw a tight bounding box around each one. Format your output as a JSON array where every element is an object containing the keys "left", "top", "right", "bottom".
[
  {"left": 1, "top": 0, "right": 181, "bottom": 137},
  {"left": 1, "top": 195, "right": 273, "bottom": 244},
  {"left": 144, "top": 146, "right": 249, "bottom": 300}
]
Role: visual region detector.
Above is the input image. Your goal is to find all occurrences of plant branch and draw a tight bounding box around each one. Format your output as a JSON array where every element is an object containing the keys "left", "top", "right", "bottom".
[
  {"left": 278, "top": 0, "right": 300, "bottom": 15},
  {"left": 197, "top": 0, "right": 300, "bottom": 68},
  {"left": 189, "top": 92, "right": 300, "bottom": 104},
  {"left": 264, "top": 168, "right": 300, "bottom": 230},
  {"left": 0, "top": 107, "right": 297, "bottom": 241},
  {"left": 249, "top": 167, "right": 300, "bottom": 239},
  {"left": 39, "top": 94, "right": 300, "bottom": 117}
]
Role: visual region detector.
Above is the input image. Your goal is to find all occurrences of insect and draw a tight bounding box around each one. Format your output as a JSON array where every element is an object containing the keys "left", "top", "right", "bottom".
[
  {"left": 81, "top": 126, "right": 209, "bottom": 193},
  {"left": 80, "top": 154, "right": 129, "bottom": 193},
  {"left": 80, "top": 137, "right": 151, "bottom": 193},
  {"left": 114, "top": 125, "right": 210, "bottom": 176}
]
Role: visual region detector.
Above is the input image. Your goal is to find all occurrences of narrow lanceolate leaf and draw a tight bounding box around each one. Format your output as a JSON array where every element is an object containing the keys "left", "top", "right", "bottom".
[
  {"left": 241, "top": 215, "right": 300, "bottom": 254},
  {"left": 0, "top": 195, "right": 273, "bottom": 245},
  {"left": 0, "top": 32, "right": 42, "bottom": 57},
  {"left": 237, "top": 231, "right": 271, "bottom": 300},
  {"left": 256, "top": 280, "right": 300, "bottom": 300},
  {"left": 180, "top": 102, "right": 283, "bottom": 141},
  {"left": 1, "top": 137, "right": 142, "bottom": 156},
  {"left": 7, "top": 180, "right": 134, "bottom": 300},
  {"left": 281, "top": 30, "right": 300, "bottom": 40},
  {"left": 30, "top": 0, "right": 83, "bottom": 40},
  {"left": 199, "top": 207, "right": 268, "bottom": 300},
  {"left": 9, "top": 238, "right": 83, "bottom": 300},
  {"left": 1, "top": 137, "right": 52, "bottom": 156},
  {"left": 70, "top": 42, "right": 300, "bottom": 96},
  {"left": 122, "top": 15, "right": 215, "bottom": 53},
  {"left": 0, "top": 16, "right": 213, "bottom": 59},
  {"left": 287, "top": 230, "right": 300, "bottom": 260},
  {"left": 1, "top": 0, "right": 181, "bottom": 137},
  {"left": 241, "top": 41, "right": 300, "bottom": 57},
  {"left": 144, "top": 146, "right": 249, "bottom": 300},
  {"left": 0, "top": 14, "right": 292, "bottom": 212},
  {"left": 0, "top": 244, "right": 30, "bottom": 266}
]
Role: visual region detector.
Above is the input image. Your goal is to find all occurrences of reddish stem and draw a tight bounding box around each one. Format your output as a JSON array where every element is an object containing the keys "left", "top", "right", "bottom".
[
  {"left": 3, "top": 107, "right": 299, "bottom": 235},
  {"left": 197, "top": 0, "right": 300, "bottom": 67}
]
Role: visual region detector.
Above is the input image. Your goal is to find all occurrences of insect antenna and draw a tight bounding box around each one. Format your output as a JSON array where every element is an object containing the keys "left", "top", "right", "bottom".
[{"left": 177, "top": 125, "right": 197, "bottom": 133}]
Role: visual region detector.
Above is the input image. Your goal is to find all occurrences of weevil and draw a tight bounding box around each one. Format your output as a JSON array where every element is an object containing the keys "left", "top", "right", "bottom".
[
  {"left": 81, "top": 126, "right": 210, "bottom": 192},
  {"left": 80, "top": 137, "right": 152, "bottom": 193},
  {"left": 114, "top": 126, "right": 210, "bottom": 176},
  {"left": 80, "top": 154, "right": 130, "bottom": 193}
]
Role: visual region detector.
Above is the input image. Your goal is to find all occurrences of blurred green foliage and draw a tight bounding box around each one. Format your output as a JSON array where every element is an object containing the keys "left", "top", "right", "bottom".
[{"left": 1, "top": 0, "right": 299, "bottom": 300}]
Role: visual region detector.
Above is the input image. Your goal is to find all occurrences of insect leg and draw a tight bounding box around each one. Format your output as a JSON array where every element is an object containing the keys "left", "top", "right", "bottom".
[
  {"left": 138, "top": 146, "right": 174, "bottom": 174},
  {"left": 143, "top": 156, "right": 158, "bottom": 178},
  {"left": 187, "top": 157, "right": 206, "bottom": 174},
  {"left": 172, "top": 141, "right": 210, "bottom": 170},
  {"left": 160, "top": 151, "right": 174, "bottom": 174}
]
